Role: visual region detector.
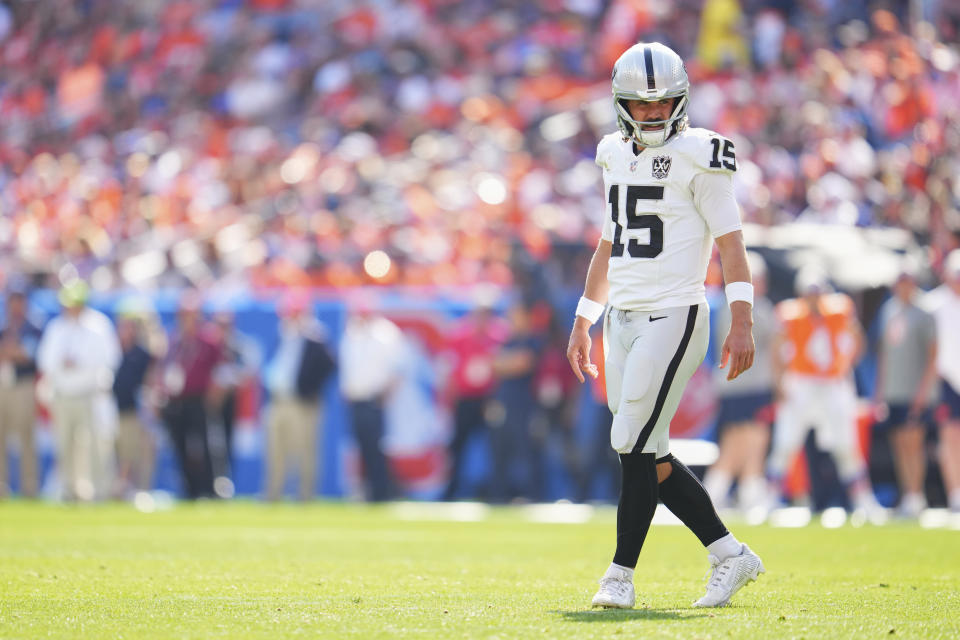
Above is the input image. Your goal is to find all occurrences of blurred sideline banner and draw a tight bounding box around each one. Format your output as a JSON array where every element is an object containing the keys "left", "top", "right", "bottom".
[{"left": 5, "top": 287, "right": 893, "bottom": 503}]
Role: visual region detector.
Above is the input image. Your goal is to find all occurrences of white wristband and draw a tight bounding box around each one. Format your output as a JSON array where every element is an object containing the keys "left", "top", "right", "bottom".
[
  {"left": 575, "top": 296, "right": 606, "bottom": 324},
  {"left": 725, "top": 282, "right": 754, "bottom": 306}
]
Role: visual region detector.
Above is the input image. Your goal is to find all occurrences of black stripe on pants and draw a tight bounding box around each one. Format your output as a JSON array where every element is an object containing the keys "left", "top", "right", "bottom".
[{"left": 631, "top": 304, "right": 698, "bottom": 454}]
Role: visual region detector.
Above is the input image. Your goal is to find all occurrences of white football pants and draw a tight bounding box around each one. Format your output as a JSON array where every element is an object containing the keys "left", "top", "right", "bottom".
[
  {"left": 603, "top": 303, "right": 710, "bottom": 456},
  {"left": 767, "top": 373, "right": 865, "bottom": 482}
]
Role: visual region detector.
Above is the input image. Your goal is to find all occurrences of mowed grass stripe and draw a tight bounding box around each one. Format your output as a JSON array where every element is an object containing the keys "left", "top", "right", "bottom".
[{"left": 1, "top": 502, "right": 958, "bottom": 639}]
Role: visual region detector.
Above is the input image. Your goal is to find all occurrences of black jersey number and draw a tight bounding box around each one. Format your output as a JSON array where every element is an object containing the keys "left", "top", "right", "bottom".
[
  {"left": 709, "top": 137, "right": 736, "bottom": 171},
  {"left": 608, "top": 184, "right": 664, "bottom": 259}
]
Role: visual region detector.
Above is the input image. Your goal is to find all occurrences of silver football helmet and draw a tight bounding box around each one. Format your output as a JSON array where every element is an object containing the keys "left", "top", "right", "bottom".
[{"left": 612, "top": 42, "right": 689, "bottom": 148}]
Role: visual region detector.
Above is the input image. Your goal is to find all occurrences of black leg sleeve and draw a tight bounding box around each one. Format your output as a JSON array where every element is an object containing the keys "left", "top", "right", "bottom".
[
  {"left": 612, "top": 452, "right": 659, "bottom": 569},
  {"left": 657, "top": 454, "right": 729, "bottom": 547}
]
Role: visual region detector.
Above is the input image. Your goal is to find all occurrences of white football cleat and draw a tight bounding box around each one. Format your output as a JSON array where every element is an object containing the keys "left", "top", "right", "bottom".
[
  {"left": 693, "top": 544, "right": 764, "bottom": 608},
  {"left": 591, "top": 566, "right": 635, "bottom": 609}
]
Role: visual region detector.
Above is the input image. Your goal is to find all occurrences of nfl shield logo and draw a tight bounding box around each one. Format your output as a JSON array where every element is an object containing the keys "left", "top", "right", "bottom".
[
  {"left": 652, "top": 156, "right": 672, "bottom": 180},
  {"left": 629, "top": 160, "right": 639, "bottom": 173}
]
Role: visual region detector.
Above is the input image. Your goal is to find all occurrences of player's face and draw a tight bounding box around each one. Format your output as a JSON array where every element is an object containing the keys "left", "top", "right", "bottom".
[{"left": 626, "top": 99, "right": 675, "bottom": 130}]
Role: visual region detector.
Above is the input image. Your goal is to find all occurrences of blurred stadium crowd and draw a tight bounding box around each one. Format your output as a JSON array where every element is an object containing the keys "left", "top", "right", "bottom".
[
  {"left": 1, "top": 0, "right": 960, "bottom": 518},
  {"left": 0, "top": 0, "right": 957, "bottom": 292}
]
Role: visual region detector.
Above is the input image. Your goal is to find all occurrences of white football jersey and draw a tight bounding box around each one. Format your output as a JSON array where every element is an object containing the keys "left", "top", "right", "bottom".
[{"left": 596, "top": 127, "right": 742, "bottom": 311}]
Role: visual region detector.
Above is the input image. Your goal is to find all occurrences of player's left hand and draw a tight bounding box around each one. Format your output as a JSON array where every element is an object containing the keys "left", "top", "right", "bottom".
[{"left": 719, "top": 321, "right": 755, "bottom": 381}]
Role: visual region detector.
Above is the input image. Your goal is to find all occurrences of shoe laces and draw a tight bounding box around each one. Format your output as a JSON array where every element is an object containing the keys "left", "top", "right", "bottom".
[
  {"left": 703, "top": 554, "right": 731, "bottom": 590},
  {"left": 599, "top": 575, "right": 631, "bottom": 597}
]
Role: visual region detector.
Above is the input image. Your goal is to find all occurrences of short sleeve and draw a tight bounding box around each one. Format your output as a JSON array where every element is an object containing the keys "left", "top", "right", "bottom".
[
  {"left": 594, "top": 143, "right": 606, "bottom": 170},
  {"left": 695, "top": 133, "right": 738, "bottom": 175},
  {"left": 595, "top": 133, "right": 618, "bottom": 171},
  {"left": 691, "top": 171, "right": 742, "bottom": 238}
]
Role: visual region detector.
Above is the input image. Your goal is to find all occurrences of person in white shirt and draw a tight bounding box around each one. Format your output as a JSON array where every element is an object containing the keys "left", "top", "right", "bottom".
[
  {"left": 566, "top": 42, "right": 763, "bottom": 610},
  {"left": 339, "top": 299, "right": 404, "bottom": 501},
  {"left": 37, "top": 281, "right": 121, "bottom": 501},
  {"left": 926, "top": 249, "right": 960, "bottom": 514}
]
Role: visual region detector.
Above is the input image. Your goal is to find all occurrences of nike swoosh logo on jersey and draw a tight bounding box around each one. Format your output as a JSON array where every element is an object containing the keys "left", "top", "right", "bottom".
[{"left": 649, "top": 315, "right": 667, "bottom": 322}]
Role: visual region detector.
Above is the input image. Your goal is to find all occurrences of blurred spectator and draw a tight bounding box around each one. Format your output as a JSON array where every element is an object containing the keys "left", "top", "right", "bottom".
[
  {"left": 0, "top": 282, "right": 41, "bottom": 498},
  {"left": 157, "top": 292, "right": 221, "bottom": 499},
  {"left": 767, "top": 267, "right": 883, "bottom": 518},
  {"left": 873, "top": 266, "right": 938, "bottom": 517},
  {"left": 263, "top": 291, "right": 335, "bottom": 501},
  {"left": 488, "top": 301, "right": 542, "bottom": 503},
  {"left": 697, "top": 0, "right": 749, "bottom": 70},
  {"left": 530, "top": 315, "right": 582, "bottom": 502},
  {"left": 112, "top": 310, "right": 158, "bottom": 497},
  {"left": 210, "top": 310, "right": 261, "bottom": 488},
  {"left": 37, "top": 280, "right": 121, "bottom": 501},
  {"left": 927, "top": 249, "right": 960, "bottom": 513},
  {"left": 442, "top": 295, "right": 508, "bottom": 500},
  {"left": 703, "top": 252, "right": 776, "bottom": 514},
  {"left": 339, "top": 299, "right": 402, "bottom": 502}
]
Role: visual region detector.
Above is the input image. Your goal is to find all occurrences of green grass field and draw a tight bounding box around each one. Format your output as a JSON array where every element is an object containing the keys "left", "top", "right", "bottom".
[{"left": 1, "top": 502, "right": 957, "bottom": 639}]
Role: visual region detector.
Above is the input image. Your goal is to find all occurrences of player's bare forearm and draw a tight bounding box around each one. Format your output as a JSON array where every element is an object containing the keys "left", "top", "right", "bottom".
[
  {"left": 582, "top": 239, "right": 612, "bottom": 305},
  {"left": 714, "top": 231, "right": 755, "bottom": 380},
  {"left": 715, "top": 230, "right": 752, "bottom": 286},
  {"left": 566, "top": 239, "right": 612, "bottom": 383}
]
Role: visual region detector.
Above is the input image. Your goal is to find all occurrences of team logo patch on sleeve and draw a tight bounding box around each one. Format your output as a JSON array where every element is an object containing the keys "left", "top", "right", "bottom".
[{"left": 652, "top": 156, "right": 672, "bottom": 179}]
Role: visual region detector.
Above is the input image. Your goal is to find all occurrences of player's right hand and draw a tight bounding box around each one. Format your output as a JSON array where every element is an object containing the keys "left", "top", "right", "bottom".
[{"left": 566, "top": 325, "right": 598, "bottom": 384}]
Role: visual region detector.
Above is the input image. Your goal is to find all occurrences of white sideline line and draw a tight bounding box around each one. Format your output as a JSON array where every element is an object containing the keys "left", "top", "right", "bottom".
[
  {"left": 919, "top": 508, "right": 960, "bottom": 530},
  {"left": 391, "top": 501, "right": 491, "bottom": 522},
  {"left": 768, "top": 506, "right": 813, "bottom": 528},
  {"left": 651, "top": 504, "right": 684, "bottom": 526},
  {"left": 524, "top": 503, "right": 595, "bottom": 524},
  {"left": 389, "top": 501, "right": 958, "bottom": 528}
]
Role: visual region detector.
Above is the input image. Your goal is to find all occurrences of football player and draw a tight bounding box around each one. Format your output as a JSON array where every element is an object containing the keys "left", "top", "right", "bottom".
[
  {"left": 566, "top": 42, "right": 764, "bottom": 609},
  {"left": 767, "top": 266, "right": 884, "bottom": 520}
]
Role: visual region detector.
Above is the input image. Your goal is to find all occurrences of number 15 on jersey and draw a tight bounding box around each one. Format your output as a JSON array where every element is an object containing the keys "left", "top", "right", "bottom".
[{"left": 608, "top": 184, "right": 664, "bottom": 259}]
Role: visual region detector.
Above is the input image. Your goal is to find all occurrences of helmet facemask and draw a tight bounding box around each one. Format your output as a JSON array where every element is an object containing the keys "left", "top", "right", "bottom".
[{"left": 614, "top": 93, "right": 688, "bottom": 148}]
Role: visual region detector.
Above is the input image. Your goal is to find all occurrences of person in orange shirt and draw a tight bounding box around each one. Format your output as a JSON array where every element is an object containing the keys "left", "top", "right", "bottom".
[{"left": 767, "top": 267, "right": 884, "bottom": 520}]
